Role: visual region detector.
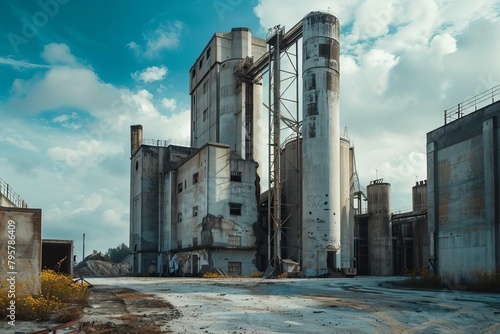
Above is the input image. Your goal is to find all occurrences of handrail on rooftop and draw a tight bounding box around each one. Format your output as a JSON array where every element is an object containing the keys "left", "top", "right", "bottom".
[
  {"left": 0, "top": 178, "right": 28, "bottom": 208},
  {"left": 444, "top": 84, "right": 500, "bottom": 124}
]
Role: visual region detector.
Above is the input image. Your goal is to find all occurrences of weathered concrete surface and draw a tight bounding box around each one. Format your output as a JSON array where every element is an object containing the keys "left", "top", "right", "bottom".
[
  {"left": 50, "top": 276, "right": 500, "bottom": 334},
  {"left": 427, "top": 100, "right": 500, "bottom": 278},
  {"left": 0, "top": 207, "right": 41, "bottom": 295}
]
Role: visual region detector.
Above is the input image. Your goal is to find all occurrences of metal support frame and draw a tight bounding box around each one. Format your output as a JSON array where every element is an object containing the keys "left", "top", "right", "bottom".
[{"left": 264, "top": 25, "right": 302, "bottom": 277}]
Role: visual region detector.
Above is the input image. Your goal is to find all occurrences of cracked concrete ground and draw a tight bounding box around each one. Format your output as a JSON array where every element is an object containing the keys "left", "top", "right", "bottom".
[{"left": 6, "top": 276, "right": 500, "bottom": 333}]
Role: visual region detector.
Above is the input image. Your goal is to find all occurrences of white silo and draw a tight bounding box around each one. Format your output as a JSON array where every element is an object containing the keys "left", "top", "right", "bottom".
[{"left": 301, "top": 11, "right": 341, "bottom": 276}]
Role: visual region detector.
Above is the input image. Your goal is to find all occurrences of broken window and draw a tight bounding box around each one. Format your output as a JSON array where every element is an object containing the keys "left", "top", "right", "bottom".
[
  {"left": 230, "top": 171, "right": 242, "bottom": 182},
  {"left": 228, "top": 235, "right": 241, "bottom": 247},
  {"left": 193, "top": 206, "right": 198, "bottom": 217},
  {"left": 228, "top": 262, "right": 241, "bottom": 276},
  {"left": 229, "top": 203, "right": 242, "bottom": 216},
  {"left": 193, "top": 172, "right": 199, "bottom": 185}
]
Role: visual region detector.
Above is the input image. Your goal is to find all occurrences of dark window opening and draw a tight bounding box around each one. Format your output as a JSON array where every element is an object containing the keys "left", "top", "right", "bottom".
[
  {"left": 228, "top": 262, "right": 242, "bottom": 275},
  {"left": 203, "top": 108, "right": 208, "bottom": 121},
  {"left": 229, "top": 203, "right": 242, "bottom": 216},
  {"left": 193, "top": 172, "right": 199, "bottom": 184},
  {"left": 228, "top": 235, "right": 241, "bottom": 247},
  {"left": 230, "top": 171, "right": 242, "bottom": 182},
  {"left": 206, "top": 46, "right": 211, "bottom": 59},
  {"left": 178, "top": 212, "right": 182, "bottom": 222},
  {"left": 193, "top": 206, "right": 198, "bottom": 217},
  {"left": 308, "top": 122, "right": 316, "bottom": 138},
  {"left": 178, "top": 183, "right": 182, "bottom": 193},
  {"left": 306, "top": 102, "right": 318, "bottom": 116}
]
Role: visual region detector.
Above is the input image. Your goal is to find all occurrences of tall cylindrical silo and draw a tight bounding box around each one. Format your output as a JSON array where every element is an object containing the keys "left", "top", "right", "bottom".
[
  {"left": 367, "top": 180, "right": 392, "bottom": 276},
  {"left": 301, "top": 11, "right": 341, "bottom": 277}
]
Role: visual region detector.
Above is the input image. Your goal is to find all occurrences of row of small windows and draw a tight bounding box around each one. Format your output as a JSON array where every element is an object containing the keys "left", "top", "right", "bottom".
[
  {"left": 178, "top": 173, "right": 199, "bottom": 193},
  {"left": 178, "top": 171, "right": 241, "bottom": 193},
  {"left": 192, "top": 46, "right": 212, "bottom": 77},
  {"left": 176, "top": 237, "right": 239, "bottom": 251},
  {"left": 177, "top": 203, "right": 242, "bottom": 222}
]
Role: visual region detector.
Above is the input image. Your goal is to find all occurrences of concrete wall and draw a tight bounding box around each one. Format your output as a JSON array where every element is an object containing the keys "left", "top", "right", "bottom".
[
  {"left": 211, "top": 251, "right": 257, "bottom": 276},
  {"left": 427, "top": 100, "right": 500, "bottom": 278},
  {"left": 367, "top": 181, "right": 392, "bottom": 276},
  {"left": 175, "top": 143, "right": 258, "bottom": 253},
  {"left": 0, "top": 194, "right": 15, "bottom": 208},
  {"left": 0, "top": 207, "right": 42, "bottom": 295},
  {"left": 189, "top": 28, "right": 266, "bottom": 167}
]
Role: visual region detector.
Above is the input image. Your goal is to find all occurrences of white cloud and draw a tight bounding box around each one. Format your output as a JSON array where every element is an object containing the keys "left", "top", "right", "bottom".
[
  {"left": 0, "top": 57, "right": 50, "bottom": 70},
  {"left": 132, "top": 65, "right": 168, "bottom": 83},
  {"left": 127, "top": 21, "right": 184, "bottom": 59},
  {"left": 41, "top": 43, "right": 79, "bottom": 66},
  {"left": 161, "top": 97, "right": 177, "bottom": 110},
  {"left": 254, "top": 0, "right": 500, "bottom": 209},
  {"left": 0, "top": 127, "right": 39, "bottom": 152}
]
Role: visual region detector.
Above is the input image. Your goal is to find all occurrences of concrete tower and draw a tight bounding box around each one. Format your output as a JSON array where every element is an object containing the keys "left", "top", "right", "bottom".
[
  {"left": 367, "top": 180, "right": 392, "bottom": 276},
  {"left": 301, "top": 11, "right": 341, "bottom": 276}
]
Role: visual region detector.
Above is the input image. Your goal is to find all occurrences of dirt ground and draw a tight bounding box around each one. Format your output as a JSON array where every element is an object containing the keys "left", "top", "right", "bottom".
[{"left": 5, "top": 276, "right": 500, "bottom": 333}]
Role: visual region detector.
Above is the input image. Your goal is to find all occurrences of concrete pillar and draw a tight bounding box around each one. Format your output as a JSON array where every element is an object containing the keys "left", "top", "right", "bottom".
[
  {"left": 427, "top": 141, "right": 438, "bottom": 273},
  {"left": 131, "top": 124, "right": 143, "bottom": 156},
  {"left": 483, "top": 118, "right": 498, "bottom": 271}
]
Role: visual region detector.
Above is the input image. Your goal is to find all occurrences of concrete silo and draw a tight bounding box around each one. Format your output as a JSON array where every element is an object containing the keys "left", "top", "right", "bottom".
[
  {"left": 301, "top": 11, "right": 341, "bottom": 276},
  {"left": 340, "top": 137, "right": 355, "bottom": 271},
  {"left": 367, "top": 180, "right": 392, "bottom": 275}
]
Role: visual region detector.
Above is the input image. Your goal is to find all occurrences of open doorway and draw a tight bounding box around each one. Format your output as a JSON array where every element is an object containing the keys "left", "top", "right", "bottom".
[{"left": 327, "top": 251, "right": 337, "bottom": 274}]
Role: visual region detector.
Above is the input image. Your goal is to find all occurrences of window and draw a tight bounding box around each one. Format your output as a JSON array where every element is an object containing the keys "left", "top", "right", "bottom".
[
  {"left": 193, "top": 206, "right": 198, "bottom": 217},
  {"left": 203, "top": 81, "right": 208, "bottom": 94},
  {"left": 178, "top": 183, "right": 182, "bottom": 193},
  {"left": 206, "top": 46, "right": 211, "bottom": 59},
  {"left": 178, "top": 212, "right": 182, "bottom": 223},
  {"left": 229, "top": 203, "right": 242, "bottom": 216},
  {"left": 228, "top": 262, "right": 241, "bottom": 276},
  {"left": 228, "top": 235, "right": 241, "bottom": 247},
  {"left": 199, "top": 57, "right": 203, "bottom": 69},
  {"left": 193, "top": 172, "right": 199, "bottom": 184},
  {"left": 230, "top": 171, "right": 242, "bottom": 182},
  {"left": 203, "top": 108, "right": 208, "bottom": 121},
  {"left": 177, "top": 240, "right": 182, "bottom": 249},
  {"left": 184, "top": 180, "right": 187, "bottom": 188},
  {"left": 192, "top": 69, "right": 196, "bottom": 78},
  {"left": 193, "top": 237, "right": 198, "bottom": 247}
]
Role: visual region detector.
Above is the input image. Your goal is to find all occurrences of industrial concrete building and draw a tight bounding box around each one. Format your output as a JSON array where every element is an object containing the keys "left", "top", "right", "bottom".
[
  {"left": 132, "top": 11, "right": 434, "bottom": 278},
  {"left": 0, "top": 179, "right": 42, "bottom": 295},
  {"left": 427, "top": 93, "right": 500, "bottom": 278},
  {"left": 130, "top": 27, "right": 266, "bottom": 276}
]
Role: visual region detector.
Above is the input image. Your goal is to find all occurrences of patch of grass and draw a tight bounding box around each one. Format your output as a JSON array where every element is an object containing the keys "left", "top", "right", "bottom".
[
  {"left": 0, "top": 257, "right": 91, "bottom": 321},
  {"left": 396, "top": 267, "right": 500, "bottom": 293}
]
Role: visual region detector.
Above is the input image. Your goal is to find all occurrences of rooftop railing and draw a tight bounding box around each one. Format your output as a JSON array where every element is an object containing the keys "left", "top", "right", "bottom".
[
  {"left": 0, "top": 178, "right": 28, "bottom": 208},
  {"left": 444, "top": 84, "right": 500, "bottom": 124}
]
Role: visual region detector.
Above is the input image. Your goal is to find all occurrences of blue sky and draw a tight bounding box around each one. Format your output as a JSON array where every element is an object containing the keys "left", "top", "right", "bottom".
[{"left": 1, "top": 0, "right": 499, "bottom": 259}]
